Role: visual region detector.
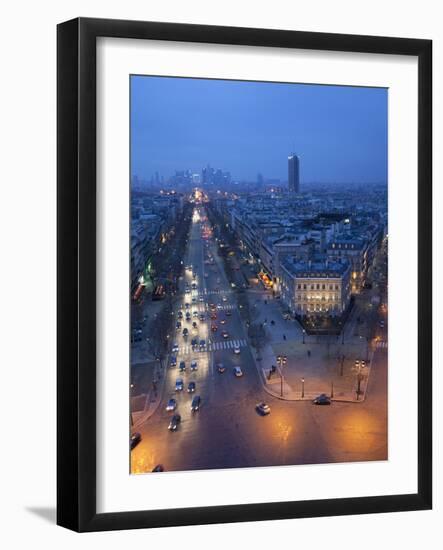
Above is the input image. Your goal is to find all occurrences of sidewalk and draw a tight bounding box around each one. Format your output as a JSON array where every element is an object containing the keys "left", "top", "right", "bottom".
[
  {"left": 245, "top": 289, "right": 373, "bottom": 403},
  {"left": 130, "top": 359, "right": 167, "bottom": 428}
]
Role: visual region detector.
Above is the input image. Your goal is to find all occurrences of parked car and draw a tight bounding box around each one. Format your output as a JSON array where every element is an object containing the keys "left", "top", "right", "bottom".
[
  {"left": 191, "top": 338, "right": 198, "bottom": 347},
  {"left": 176, "top": 321, "right": 182, "bottom": 330},
  {"left": 256, "top": 402, "right": 271, "bottom": 415},
  {"left": 175, "top": 378, "right": 184, "bottom": 392},
  {"left": 172, "top": 343, "right": 179, "bottom": 353},
  {"left": 168, "top": 414, "right": 181, "bottom": 431},
  {"left": 130, "top": 432, "right": 141, "bottom": 450},
  {"left": 233, "top": 366, "right": 243, "bottom": 377},
  {"left": 166, "top": 398, "right": 177, "bottom": 411},
  {"left": 191, "top": 395, "right": 201, "bottom": 412},
  {"left": 199, "top": 339, "right": 206, "bottom": 350},
  {"left": 191, "top": 360, "right": 198, "bottom": 371},
  {"left": 187, "top": 381, "right": 196, "bottom": 393},
  {"left": 313, "top": 394, "right": 331, "bottom": 405},
  {"left": 170, "top": 355, "right": 177, "bottom": 367}
]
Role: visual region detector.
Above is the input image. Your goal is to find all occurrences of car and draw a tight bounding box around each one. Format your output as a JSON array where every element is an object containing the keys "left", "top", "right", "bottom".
[
  {"left": 191, "top": 337, "right": 198, "bottom": 347},
  {"left": 172, "top": 343, "right": 179, "bottom": 353},
  {"left": 209, "top": 303, "right": 216, "bottom": 310},
  {"left": 217, "top": 363, "right": 226, "bottom": 373},
  {"left": 185, "top": 302, "right": 190, "bottom": 309},
  {"left": 313, "top": 394, "right": 332, "bottom": 405},
  {"left": 193, "top": 310, "right": 199, "bottom": 317},
  {"left": 182, "top": 328, "right": 189, "bottom": 337},
  {"left": 177, "top": 311, "right": 183, "bottom": 319},
  {"left": 199, "top": 296, "right": 204, "bottom": 302},
  {"left": 199, "top": 339, "right": 206, "bottom": 350},
  {"left": 152, "top": 464, "right": 164, "bottom": 472},
  {"left": 185, "top": 312, "right": 191, "bottom": 321},
  {"left": 192, "top": 283, "right": 197, "bottom": 289},
  {"left": 211, "top": 324, "right": 217, "bottom": 332},
  {"left": 220, "top": 318, "right": 226, "bottom": 325},
  {"left": 233, "top": 346, "right": 241, "bottom": 354},
  {"left": 221, "top": 331, "right": 229, "bottom": 339},
  {"left": 179, "top": 361, "right": 186, "bottom": 372},
  {"left": 233, "top": 366, "right": 243, "bottom": 377},
  {"left": 222, "top": 296, "right": 228, "bottom": 302},
  {"left": 175, "top": 378, "right": 184, "bottom": 391},
  {"left": 191, "top": 297, "right": 197, "bottom": 303},
  {"left": 176, "top": 321, "right": 182, "bottom": 330},
  {"left": 185, "top": 288, "right": 191, "bottom": 294},
  {"left": 166, "top": 398, "right": 177, "bottom": 411},
  {"left": 187, "top": 381, "right": 196, "bottom": 393},
  {"left": 130, "top": 432, "right": 141, "bottom": 450},
  {"left": 210, "top": 312, "right": 217, "bottom": 320},
  {"left": 192, "top": 321, "right": 198, "bottom": 329},
  {"left": 199, "top": 313, "right": 205, "bottom": 321},
  {"left": 226, "top": 310, "right": 232, "bottom": 317},
  {"left": 191, "top": 395, "right": 201, "bottom": 412},
  {"left": 191, "top": 360, "right": 198, "bottom": 371},
  {"left": 256, "top": 402, "right": 271, "bottom": 415},
  {"left": 217, "top": 303, "right": 223, "bottom": 310},
  {"left": 168, "top": 414, "right": 181, "bottom": 431},
  {"left": 170, "top": 355, "right": 177, "bottom": 367}
]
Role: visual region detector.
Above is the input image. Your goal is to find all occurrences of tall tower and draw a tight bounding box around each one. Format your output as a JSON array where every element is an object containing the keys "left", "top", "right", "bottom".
[{"left": 288, "top": 153, "right": 300, "bottom": 193}]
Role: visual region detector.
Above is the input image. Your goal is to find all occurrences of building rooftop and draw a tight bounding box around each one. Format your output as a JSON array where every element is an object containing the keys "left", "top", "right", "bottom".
[{"left": 282, "top": 257, "right": 350, "bottom": 278}]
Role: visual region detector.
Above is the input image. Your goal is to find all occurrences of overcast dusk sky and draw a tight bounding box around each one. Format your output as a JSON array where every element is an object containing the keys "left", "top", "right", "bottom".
[{"left": 131, "top": 75, "right": 387, "bottom": 184}]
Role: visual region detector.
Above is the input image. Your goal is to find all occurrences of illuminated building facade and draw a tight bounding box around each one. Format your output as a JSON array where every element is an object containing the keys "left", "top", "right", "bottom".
[{"left": 280, "top": 258, "right": 351, "bottom": 318}]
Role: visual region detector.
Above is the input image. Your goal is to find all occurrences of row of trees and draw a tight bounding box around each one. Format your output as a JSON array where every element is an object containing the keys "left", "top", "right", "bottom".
[{"left": 207, "top": 204, "right": 269, "bottom": 359}]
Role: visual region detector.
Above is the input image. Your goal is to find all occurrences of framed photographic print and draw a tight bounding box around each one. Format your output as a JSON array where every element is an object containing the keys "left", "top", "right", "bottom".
[{"left": 57, "top": 17, "right": 432, "bottom": 532}]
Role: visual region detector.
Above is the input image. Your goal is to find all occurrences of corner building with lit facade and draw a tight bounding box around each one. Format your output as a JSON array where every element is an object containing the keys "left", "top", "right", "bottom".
[{"left": 280, "top": 258, "right": 351, "bottom": 318}]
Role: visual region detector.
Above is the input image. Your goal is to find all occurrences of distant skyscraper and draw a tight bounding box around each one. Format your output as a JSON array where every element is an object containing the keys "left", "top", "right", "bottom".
[{"left": 288, "top": 153, "right": 300, "bottom": 193}]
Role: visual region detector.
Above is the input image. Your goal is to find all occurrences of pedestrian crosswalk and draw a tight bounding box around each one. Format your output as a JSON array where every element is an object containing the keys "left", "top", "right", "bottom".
[
  {"left": 176, "top": 338, "right": 247, "bottom": 356},
  {"left": 200, "top": 288, "right": 231, "bottom": 296}
]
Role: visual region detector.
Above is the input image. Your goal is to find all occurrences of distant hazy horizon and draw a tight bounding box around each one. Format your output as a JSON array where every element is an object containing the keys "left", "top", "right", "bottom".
[{"left": 131, "top": 76, "right": 388, "bottom": 185}]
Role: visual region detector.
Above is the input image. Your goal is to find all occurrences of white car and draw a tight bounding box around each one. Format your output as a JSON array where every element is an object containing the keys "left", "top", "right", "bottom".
[
  {"left": 199, "top": 296, "right": 204, "bottom": 302},
  {"left": 233, "top": 346, "right": 241, "bottom": 355},
  {"left": 234, "top": 366, "right": 243, "bottom": 377}
]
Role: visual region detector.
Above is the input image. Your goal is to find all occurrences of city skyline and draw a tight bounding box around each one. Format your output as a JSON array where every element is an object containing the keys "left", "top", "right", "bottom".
[{"left": 131, "top": 76, "right": 388, "bottom": 184}]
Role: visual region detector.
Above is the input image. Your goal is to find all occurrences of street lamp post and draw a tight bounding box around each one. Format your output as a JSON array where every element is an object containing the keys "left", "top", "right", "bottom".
[
  {"left": 277, "top": 354, "right": 287, "bottom": 397},
  {"left": 301, "top": 377, "right": 305, "bottom": 398}
]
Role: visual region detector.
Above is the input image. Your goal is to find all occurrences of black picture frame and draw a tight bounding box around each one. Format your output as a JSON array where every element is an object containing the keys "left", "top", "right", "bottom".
[{"left": 57, "top": 17, "right": 432, "bottom": 532}]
